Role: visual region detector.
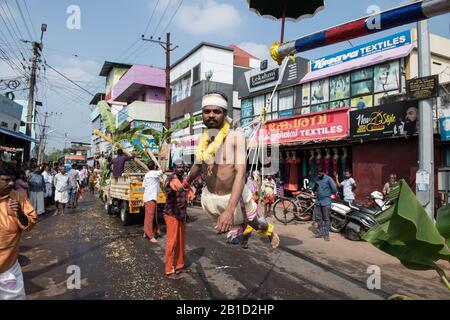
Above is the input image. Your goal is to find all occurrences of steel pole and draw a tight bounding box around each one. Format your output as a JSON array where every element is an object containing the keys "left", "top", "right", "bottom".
[{"left": 417, "top": 20, "right": 435, "bottom": 221}]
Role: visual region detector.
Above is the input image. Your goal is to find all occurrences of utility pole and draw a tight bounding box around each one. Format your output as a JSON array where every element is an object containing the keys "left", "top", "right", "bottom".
[
  {"left": 23, "top": 24, "right": 47, "bottom": 162},
  {"left": 37, "top": 111, "right": 50, "bottom": 165},
  {"left": 141, "top": 33, "right": 178, "bottom": 130},
  {"left": 416, "top": 21, "right": 435, "bottom": 221}
]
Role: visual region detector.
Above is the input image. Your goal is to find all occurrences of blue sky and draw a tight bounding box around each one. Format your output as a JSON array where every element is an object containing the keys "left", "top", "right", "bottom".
[{"left": 1, "top": 0, "right": 449, "bottom": 150}]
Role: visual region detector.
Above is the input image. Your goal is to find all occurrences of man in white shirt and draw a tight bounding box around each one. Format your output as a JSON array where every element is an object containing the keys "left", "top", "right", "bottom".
[
  {"left": 42, "top": 166, "right": 53, "bottom": 206},
  {"left": 53, "top": 166, "right": 69, "bottom": 216},
  {"left": 335, "top": 170, "right": 356, "bottom": 205},
  {"left": 143, "top": 160, "right": 163, "bottom": 243}
]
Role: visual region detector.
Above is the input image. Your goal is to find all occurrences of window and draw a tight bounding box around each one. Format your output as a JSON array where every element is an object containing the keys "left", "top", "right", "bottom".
[
  {"left": 253, "top": 95, "right": 265, "bottom": 118},
  {"left": 329, "top": 74, "right": 350, "bottom": 100},
  {"left": 278, "top": 88, "right": 294, "bottom": 117},
  {"left": 374, "top": 60, "right": 399, "bottom": 92},
  {"left": 351, "top": 80, "right": 373, "bottom": 96},
  {"left": 1, "top": 122, "right": 8, "bottom": 128},
  {"left": 311, "top": 79, "right": 329, "bottom": 104},
  {"left": 193, "top": 64, "right": 200, "bottom": 83},
  {"left": 351, "top": 95, "right": 373, "bottom": 109}
]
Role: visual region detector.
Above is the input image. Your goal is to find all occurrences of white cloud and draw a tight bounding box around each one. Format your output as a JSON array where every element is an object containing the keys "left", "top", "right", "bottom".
[
  {"left": 174, "top": 0, "right": 242, "bottom": 36},
  {"left": 48, "top": 56, "right": 101, "bottom": 85},
  {"left": 236, "top": 42, "right": 271, "bottom": 61}
]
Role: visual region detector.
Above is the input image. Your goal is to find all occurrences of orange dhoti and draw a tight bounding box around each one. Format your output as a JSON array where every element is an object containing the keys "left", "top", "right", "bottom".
[
  {"left": 164, "top": 214, "right": 186, "bottom": 275},
  {"left": 144, "top": 200, "right": 160, "bottom": 239}
]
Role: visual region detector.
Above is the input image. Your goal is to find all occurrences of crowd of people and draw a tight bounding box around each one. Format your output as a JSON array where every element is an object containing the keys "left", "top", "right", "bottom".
[{"left": 5, "top": 162, "right": 100, "bottom": 218}]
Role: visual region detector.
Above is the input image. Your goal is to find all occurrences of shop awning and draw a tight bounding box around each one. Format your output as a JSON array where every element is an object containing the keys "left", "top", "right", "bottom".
[
  {"left": 0, "top": 127, "right": 37, "bottom": 143},
  {"left": 300, "top": 43, "right": 416, "bottom": 84}
]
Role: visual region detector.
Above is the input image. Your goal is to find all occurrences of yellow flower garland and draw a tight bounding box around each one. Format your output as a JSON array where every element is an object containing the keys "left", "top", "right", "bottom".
[{"left": 196, "top": 121, "right": 231, "bottom": 162}]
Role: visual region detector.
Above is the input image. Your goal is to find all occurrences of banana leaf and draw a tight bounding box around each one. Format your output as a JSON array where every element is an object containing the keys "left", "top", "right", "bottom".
[
  {"left": 363, "top": 180, "right": 450, "bottom": 272},
  {"left": 117, "top": 120, "right": 130, "bottom": 133},
  {"left": 129, "top": 139, "right": 149, "bottom": 161},
  {"left": 437, "top": 204, "right": 450, "bottom": 248},
  {"left": 97, "top": 101, "right": 116, "bottom": 133}
]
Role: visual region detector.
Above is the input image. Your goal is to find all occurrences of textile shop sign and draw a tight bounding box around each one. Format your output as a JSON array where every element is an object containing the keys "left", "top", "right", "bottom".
[
  {"left": 261, "top": 108, "right": 350, "bottom": 145},
  {"left": 350, "top": 101, "right": 419, "bottom": 140},
  {"left": 311, "top": 30, "right": 411, "bottom": 71}
]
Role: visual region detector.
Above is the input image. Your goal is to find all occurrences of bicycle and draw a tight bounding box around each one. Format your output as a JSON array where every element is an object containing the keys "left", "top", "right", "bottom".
[{"left": 272, "top": 190, "right": 316, "bottom": 224}]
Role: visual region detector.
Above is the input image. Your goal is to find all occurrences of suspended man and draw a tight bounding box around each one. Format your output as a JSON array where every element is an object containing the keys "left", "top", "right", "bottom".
[{"left": 184, "top": 92, "right": 280, "bottom": 249}]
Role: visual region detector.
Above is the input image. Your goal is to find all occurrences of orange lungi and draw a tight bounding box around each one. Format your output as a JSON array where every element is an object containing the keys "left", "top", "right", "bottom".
[
  {"left": 164, "top": 214, "right": 186, "bottom": 275},
  {"left": 144, "top": 200, "right": 160, "bottom": 239}
]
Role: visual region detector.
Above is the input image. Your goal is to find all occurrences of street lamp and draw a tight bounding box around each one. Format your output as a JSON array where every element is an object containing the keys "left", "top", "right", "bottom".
[{"left": 40, "top": 23, "right": 47, "bottom": 43}]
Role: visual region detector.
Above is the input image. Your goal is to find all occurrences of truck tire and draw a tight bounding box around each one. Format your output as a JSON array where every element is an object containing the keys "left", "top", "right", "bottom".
[
  {"left": 120, "top": 201, "right": 131, "bottom": 226},
  {"left": 104, "top": 197, "right": 114, "bottom": 215}
]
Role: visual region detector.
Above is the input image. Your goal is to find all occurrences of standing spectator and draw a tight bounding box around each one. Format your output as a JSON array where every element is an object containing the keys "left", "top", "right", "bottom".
[
  {"left": 42, "top": 166, "right": 53, "bottom": 207},
  {"left": 143, "top": 160, "right": 163, "bottom": 243},
  {"left": 164, "top": 161, "right": 189, "bottom": 280},
  {"left": 335, "top": 170, "right": 357, "bottom": 205},
  {"left": 28, "top": 166, "right": 46, "bottom": 216},
  {"left": 88, "top": 167, "right": 96, "bottom": 194},
  {"left": 53, "top": 166, "right": 69, "bottom": 216},
  {"left": 14, "top": 170, "right": 28, "bottom": 198},
  {"left": 67, "top": 164, "right": 80, "bottom": 209},
  {"left": 383, "top": 173, "right": 399, "bottom": 197},
  {"left": 313, "top": 166, "right": 337, "bottom": 242},
  {"left": 0, "top": 161, "right": 37, "bottom": 300},
  {"left": 79, "top": 166, "right": 88, "bottom": 188},
  {"left": 262, "top": 175, "right": 276, "bottom": 217}
]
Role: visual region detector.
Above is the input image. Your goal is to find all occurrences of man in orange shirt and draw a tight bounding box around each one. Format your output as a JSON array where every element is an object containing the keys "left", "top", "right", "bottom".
[
  {"left": 164, "top": 160, "right": 190, "bottom": 280},
  {"left": 0, "top": 161, "right": 37, "bottom": 300}
]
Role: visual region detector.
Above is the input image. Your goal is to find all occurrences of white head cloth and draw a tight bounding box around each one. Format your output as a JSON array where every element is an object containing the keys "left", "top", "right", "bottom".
[
  {"left": 202, "top": 93, "right": 228, "bottom": 110},
  {"left": 202, "top": 93, "right": 232, "bottom": 125}
]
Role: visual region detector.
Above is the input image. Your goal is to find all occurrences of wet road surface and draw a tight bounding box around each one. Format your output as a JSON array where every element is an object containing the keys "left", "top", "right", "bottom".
[{"left": 20, "top": 193, "right": 390, "bottom": 300}]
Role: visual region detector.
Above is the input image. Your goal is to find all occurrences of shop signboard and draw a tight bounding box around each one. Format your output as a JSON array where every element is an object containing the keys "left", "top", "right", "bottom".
[
  {"left": 439, "top": 116, "right": 450, "bottom": 142},
  {"left": 261, "top": 107, "right": 350, "bottom": 145},
  {"left": 350, "top": 100, "right": 419, "bottom": 140},
  {"left": 311, "top": 30, "right": 411, "bottom": 71},
  {"left": 250, "top": 68, "right": 279, "bottom": 89},
  {"left": 407, "top": 75, "right": 439, "bottom": 100},
  {"left": 244, "top": 57, "right": 307, "bottom": 94}
]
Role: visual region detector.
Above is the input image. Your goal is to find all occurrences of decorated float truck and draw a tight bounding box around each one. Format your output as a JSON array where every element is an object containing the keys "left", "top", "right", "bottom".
[{"left": 102, "top": 161, "right": 166, "bottom": 226}]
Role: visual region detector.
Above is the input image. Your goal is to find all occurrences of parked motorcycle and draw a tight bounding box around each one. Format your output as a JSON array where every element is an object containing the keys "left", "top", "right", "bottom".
[{"left": 330, "top": 191, "right": 392, "bottom": 241}]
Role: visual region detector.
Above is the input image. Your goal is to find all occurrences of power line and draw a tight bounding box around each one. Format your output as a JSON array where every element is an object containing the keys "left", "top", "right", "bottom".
[
  {"left": 151, "top": 0, "right": 173, "bottom": 38},
  {"left": 161, "top": 0, "right": 184, "bottom": 34},
  {"left": 0, "top": 1, "right": 29, "bottom": 66},
  {"left": 21, "top": 0, "right": 37, "bottom": 40},
  {"left": 14, "top": 0, "right": 33, "bottom": 40},
  {"left": 143, "top": 0, "right": 161, "bottom": 36},
  {"left": 45, "top": 63, "right": 96, "bottom": 97},
  {"left": 2, "top": 0, "right": 31, "bottom": 59},
  {"left": 115, "top": 38, "right": 140, "bottom": 61}
]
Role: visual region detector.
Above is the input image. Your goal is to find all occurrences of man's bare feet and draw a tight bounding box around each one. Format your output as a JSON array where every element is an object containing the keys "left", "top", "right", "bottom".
[
  {"left": 149, "top": 238, "right": 158, "bottom": 244},
  {"left": 270, "top": 232, "right": 280, "bottom": 249}
]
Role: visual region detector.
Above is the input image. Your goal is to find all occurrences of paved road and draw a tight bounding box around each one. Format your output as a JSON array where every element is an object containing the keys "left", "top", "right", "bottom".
[{"left": 20, "top": 193, "right": 388, "bottom": 300}]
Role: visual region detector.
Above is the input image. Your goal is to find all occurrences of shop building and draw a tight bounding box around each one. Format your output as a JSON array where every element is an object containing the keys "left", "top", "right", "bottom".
[
  {"left": 90, "top": 62, "right": 166, "bottom": 163},
  {"left": 0, "top": 94, "right": 36, "bottom": 164},
  {"left": 169, "top": 42, "right": 260, "bottom": 163},
  {"left": 242, "top": 29, "right": 450, "bottom": 202}
]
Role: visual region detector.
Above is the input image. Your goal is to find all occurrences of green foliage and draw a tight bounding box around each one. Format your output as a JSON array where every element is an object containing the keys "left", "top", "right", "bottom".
[
  {"left": 363, "top": 180, "right": 450, "bottom": 292},
  {"left": 98, "top": 101, "right": 116, "bottom": 133}
]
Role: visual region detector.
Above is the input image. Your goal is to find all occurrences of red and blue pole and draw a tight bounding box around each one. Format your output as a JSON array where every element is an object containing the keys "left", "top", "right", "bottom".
[{"left": 272, "top": 0, "right": 450, "bottom": 64}]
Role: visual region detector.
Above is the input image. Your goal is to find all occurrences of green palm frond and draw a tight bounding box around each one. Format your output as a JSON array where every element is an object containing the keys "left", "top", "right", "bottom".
[
  {"left": 129, "top": 140, "right": 149, "bottom": 160},
  {"left": 117, "top": 120, "right": 131, "bottom": 133},
  {"left": 98, "top": 101, "right": 116, "bottom": 133}
]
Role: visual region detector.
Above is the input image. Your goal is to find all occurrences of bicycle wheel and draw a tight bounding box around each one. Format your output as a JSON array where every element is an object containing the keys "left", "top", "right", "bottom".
[
  {"left": 296, "top": 200, "right": 313, "bottom": 222},
  {"left": 272, "top": 198, "right": 298, "bottom": 224}
]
